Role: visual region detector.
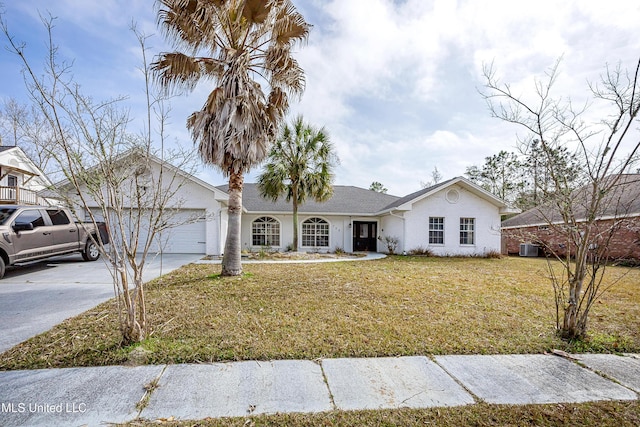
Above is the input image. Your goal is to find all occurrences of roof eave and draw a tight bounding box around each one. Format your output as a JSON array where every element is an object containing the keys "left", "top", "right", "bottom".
[
  {"left": 502, "top": 210, "right": 640, "bottom": 229},
  {"left": 500, "top": 207, "right": 521, "bottom": 215}
]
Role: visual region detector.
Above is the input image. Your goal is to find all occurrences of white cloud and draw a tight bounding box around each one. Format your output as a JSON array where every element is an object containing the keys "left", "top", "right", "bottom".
[
  {"left": 2, "top": 0, "right": 640, "bottom": 196},
  {"left": 291, "top": 0, "right": 640, "bottom": 194}
]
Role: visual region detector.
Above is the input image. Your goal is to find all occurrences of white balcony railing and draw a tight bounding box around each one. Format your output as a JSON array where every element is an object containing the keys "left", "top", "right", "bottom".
[{"left": 0, "top": 186, "right": 41, "bottom": 205}]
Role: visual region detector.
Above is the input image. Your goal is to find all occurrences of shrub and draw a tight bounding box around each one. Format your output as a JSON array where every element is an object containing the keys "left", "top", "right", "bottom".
[
  {"left": 378, "top": 235, "right": 399, "bottom": 254},
  {"left": 258, "top": 245, "right": 273, "bottom": 258},
  {"left": 484, "top": 250, "right": 503, "bottom": 259},
  {"left": 408, "top": 246, "right": 434, "bottom": 256}
]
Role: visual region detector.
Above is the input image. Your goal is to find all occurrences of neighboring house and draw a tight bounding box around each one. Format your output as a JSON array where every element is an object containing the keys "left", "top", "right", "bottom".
[
  {"left": 501, "top": 174, "right": 640, "bottom": 261},
  {"left": 0, "top": 146, "right": 51, "bottom": 205},
  {"left": 220, "top": 176, "right": 511, "bottom": 256}
]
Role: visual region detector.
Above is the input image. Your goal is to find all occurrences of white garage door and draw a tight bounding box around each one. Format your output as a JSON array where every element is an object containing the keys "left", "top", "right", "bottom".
[
  {"left": 88, "top": 208, "right": 207, "bottom": 254},
  {"left": 151, "top": 210, "right": 207, "bottom": 254}
]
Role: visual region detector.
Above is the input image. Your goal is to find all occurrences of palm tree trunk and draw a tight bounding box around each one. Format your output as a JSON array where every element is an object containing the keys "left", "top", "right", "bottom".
[
  {"left": 293, "top": 199, "right": 299, "bottom": 251},
  {"left": 292, "top": 185, "right": 299, "bottom": 251},
  {"left": 222, "top": 171, "right": 243, "bottom": 276}
]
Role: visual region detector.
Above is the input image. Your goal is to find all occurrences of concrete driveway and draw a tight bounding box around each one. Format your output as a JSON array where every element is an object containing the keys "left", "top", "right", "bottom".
[{"left": 0, "top": 253, "right": 202, "bottom": 353}]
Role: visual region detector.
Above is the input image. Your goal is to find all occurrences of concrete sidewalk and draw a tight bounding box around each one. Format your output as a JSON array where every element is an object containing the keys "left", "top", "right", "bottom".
[{"left": 1, "top": 353, "right": 638, "bottom": 426}]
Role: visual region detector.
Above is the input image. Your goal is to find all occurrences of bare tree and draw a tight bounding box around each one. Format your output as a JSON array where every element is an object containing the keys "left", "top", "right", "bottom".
[
  {"left": 1, "top": 15, "right": 196, "bottom": 344},
  {"left": 483, "top": 57, "right": 640, "bottom": 340},
  {"left": 420, "top": 166, "right": 443, "bottom": 188},
  {"left": 0, "top": 99, "right": 59, "bottom": 176}
]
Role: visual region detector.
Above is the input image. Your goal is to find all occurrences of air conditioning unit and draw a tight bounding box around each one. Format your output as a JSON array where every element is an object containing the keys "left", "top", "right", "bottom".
[{"left": 519, "top": 244, "right": 539, "bottom": 257}]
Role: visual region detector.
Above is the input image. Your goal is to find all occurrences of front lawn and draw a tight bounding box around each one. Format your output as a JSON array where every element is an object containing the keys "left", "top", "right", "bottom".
[{"left": 1, "top": 256, "right": 638, "bottom": 370}]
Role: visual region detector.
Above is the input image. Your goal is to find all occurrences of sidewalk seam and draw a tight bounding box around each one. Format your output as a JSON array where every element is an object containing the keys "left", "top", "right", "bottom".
[
  {"left": 573, "top": 359, "right": 640, "bottom": 398},
  {"left": 430, "top": 355, "right": 484, "bottom": 404},
  {"left": 316, "top": 358, "right": 337, "bottom": 411},
  {"left": 135, "top": 364, "right": 169, "bottom": 421}
]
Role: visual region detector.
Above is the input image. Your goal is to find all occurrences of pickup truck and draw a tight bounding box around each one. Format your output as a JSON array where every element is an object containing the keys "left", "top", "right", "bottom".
[{"left": 0, "top": 205, "right": 109, "bottom": 279}]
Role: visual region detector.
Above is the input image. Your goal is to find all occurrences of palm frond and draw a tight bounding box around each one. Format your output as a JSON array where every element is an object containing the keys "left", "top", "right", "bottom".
[
  {"left": 264, "top": 45, "right": 305, "bottom": 95},
  {"left": 273, "top": 1, "right": 310, "bottom": 45},
  {"left": 152, "top": 53, "right": 224, "bottom": 92},
  {"left": 257, "top": 116, "right": 337, "bottom": 204},
  {"left": 241, "top": 0, "right": 270, "bottom": 24},
  {"left": 154, "top": 0, "right": 309, "bottom": 175}
]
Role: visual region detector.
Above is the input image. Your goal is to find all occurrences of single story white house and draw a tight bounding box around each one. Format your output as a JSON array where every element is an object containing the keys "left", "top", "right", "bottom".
[
  {"left": 223, "top": 177, "right": 510, "bottom": 256},
  {"left": 58, "top": 154, "right": 511, "bottom": 256}
]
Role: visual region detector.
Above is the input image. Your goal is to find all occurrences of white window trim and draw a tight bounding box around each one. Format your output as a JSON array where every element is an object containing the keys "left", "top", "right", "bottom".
[
  {"left": 300, "top": 217, "right": 330, "bottom": 248},
  {"left": 428, "top": 216, "right": 445, "bottom": 246},
  {"left": 459, "top": 217, "right": 476, "bottom": 246},
  {"left": 251, "top": 216, "right": 281, "bottom": 247}
]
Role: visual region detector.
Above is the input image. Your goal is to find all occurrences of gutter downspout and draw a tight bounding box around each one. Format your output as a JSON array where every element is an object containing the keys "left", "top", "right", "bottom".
[
  {"left": 217, "top": 208, "right": 223, "bottom": 256},
  {"left": 388, "top": 210, "right": 406, "bottom": 254}
]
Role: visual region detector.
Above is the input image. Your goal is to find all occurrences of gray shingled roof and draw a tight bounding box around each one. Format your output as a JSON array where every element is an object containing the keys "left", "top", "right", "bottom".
[
  {"left": 502, "top": 174, "right": 640, "bottom": 228},
  {"left": 380, "top": 177, "right": 459, "bottom": 210},
  {"left": 217, "top": 183, "right": 400, "bottom": 214}
]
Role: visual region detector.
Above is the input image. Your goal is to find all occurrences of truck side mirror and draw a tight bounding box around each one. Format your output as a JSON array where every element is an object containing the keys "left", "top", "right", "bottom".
[{"left": 12, "top": 222, "right": 34, "bottom": 232}]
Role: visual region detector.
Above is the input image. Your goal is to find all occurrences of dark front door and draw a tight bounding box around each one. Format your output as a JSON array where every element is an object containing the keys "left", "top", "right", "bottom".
[{"left": 353, "top": 221, "right": 377, "bottom": 251}]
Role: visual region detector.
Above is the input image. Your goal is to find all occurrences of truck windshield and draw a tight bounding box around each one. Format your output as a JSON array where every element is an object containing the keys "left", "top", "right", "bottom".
[{"left": 0, "top": 208, "right": 17, "bottom": 225}]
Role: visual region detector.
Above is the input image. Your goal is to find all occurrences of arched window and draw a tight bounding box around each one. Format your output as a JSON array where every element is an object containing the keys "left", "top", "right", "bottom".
[
  {"left": 302, "top": 217, "right": 329, "bottom": 247},
  {"left": 252, "top": 217, "right": 280, "bottom": 246}
]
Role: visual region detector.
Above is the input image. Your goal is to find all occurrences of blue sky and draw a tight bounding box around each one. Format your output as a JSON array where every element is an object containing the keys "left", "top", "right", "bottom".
[{"left": 1, "top": 0, "right": 639, "bottom": 196}]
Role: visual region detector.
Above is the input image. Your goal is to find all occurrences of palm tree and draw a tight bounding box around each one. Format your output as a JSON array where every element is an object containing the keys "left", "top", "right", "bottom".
[
  {"left": 152, "top": 0, "right": 309, "bottom": 276},
  {"left": 258, "top": 116, "right": 337, "bottom": 251}
]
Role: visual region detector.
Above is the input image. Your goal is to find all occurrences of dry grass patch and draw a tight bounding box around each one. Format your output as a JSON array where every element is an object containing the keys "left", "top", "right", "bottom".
[
  {"left": 1, "top": 257, "right": 639, "bottom": 370},
  {"left": 124, "top": 401, "right": 640, "bottom": 426}
]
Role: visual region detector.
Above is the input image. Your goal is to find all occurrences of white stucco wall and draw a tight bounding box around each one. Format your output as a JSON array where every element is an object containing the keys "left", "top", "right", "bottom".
[
  {"left": 238, "top": 185, "right": 502, "bottom": 257},
  {"left": 241, "top": 213, "right": 374, "bottom": 253},
  {"left": 130, "top": 162, "right": 228, "bottom": 255},
  {"left": 379, "top": 214, "right": 405, "bottom": 253},
  {"left": 66, "top": 159, "right": 227, "bottom": 255},
  {"left": 400, "top": 184, "right": 502, "bottom": 255}
]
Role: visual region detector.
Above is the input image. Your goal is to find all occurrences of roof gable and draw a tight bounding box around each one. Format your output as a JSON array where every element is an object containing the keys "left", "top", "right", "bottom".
[
  {"left": 146, "top": 155, "right": 229, "bottom": 202},
  {"left": 0, "top": 146, "right": 51, "bottom": 186},
  {"left": 380, "top": 176, "right": 508, "bottom": 213},
  {"left": 52, "top": 149, "right": 229, "bottom": 202}
]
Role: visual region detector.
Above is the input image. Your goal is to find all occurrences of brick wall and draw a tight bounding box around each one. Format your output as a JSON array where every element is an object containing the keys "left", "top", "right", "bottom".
[{"left": 502, "top": 217, "right": 640, "bottom": 261}]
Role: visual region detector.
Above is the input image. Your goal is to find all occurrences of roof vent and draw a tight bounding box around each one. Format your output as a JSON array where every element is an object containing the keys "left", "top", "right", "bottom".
[{"left": 446, "top": 189, "right": 459, "bottom": 203}]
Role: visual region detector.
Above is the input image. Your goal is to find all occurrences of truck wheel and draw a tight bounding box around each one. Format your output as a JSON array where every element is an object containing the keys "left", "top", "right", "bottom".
[
  {"left": 82, "top": 240, "right": 100, "bottom": 261},
  {"left": 0, "top": 257, "right": 5, "bottom": 279}
]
